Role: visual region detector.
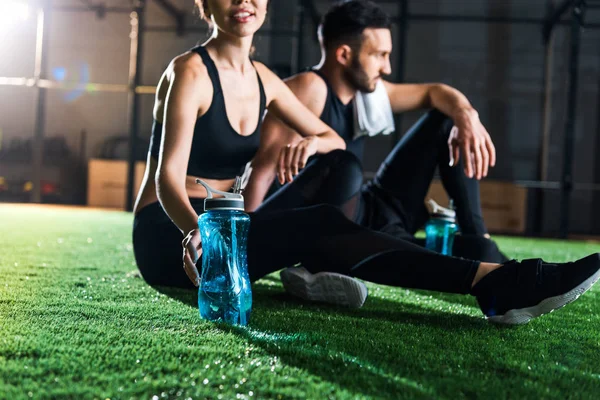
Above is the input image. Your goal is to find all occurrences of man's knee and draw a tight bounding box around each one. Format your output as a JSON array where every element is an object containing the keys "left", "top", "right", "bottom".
[
  {"left": 320, "top": 149, "right": 363, "bottom": 183},
  {"left": 423, "top": 109, "right": 454, "bottom": 140},
  {"left": 322, "top": 149, "right": 362, "bottom": 168}
]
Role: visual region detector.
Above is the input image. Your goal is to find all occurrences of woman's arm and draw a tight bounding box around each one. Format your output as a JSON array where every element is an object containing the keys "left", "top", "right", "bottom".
[
  {"left": 255, "top": 64, "right": 346, "bottom": 183},
  {"left": 266, "top": 71, "right": 345, "bottom": 152},
  {"left": 155, "top": 55, "right": 211, "bottom": 287},
  {"left": 244, "top": 71, "right": 331, "bottom": 209},
  {"left": 155, "top": 56, "right": 210, "bottom": 235}
]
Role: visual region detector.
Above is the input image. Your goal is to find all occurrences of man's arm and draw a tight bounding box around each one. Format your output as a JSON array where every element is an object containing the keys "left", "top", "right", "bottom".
[
  {"left": 382, "top": 81, "right": 472, "bottom": 116},
  {"left": 382, "top": 81, "right": 496, "bottom": 180},
  {"left": 244, "top": 72, "right": 330, "bottom": 212}
]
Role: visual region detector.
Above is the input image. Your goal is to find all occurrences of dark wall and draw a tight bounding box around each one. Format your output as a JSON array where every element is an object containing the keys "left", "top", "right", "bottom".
[{"left": 0, "top": 0, "right": 598, "bottom": 234}]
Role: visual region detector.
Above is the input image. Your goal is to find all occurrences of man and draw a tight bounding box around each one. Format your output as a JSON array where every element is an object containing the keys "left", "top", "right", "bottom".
[
  {"left": 243, "top": 0, "right": 509, "bottom": 307},
  {"left": 246, "top": 0, "right": 504, "bottom": 256}
]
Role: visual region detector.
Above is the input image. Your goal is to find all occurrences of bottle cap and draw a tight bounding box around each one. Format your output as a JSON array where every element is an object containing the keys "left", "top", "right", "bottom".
[
  {"left": 196, "top": 177, "right": 245, "bottom": 211},
  {"left": 426, "top": 199, "right": 456, "bottom": 223}
]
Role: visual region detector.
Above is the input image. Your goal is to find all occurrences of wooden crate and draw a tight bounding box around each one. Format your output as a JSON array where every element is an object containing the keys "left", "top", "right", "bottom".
[
  {"left": 87, "top": 159, "right": 145, "bottom": 210},
  {"left": 426, "top": 180, "right": 527, "bottom": 234}
]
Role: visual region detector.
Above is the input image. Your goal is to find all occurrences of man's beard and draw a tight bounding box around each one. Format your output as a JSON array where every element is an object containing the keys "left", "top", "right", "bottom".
[{"left": 343, "top": 56, "right": 376, "bottom": 93}]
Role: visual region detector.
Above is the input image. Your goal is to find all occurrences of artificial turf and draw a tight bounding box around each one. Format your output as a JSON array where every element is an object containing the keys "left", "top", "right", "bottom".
[{"left": 1, "top": 204, "right": 599, "bottom": 399}]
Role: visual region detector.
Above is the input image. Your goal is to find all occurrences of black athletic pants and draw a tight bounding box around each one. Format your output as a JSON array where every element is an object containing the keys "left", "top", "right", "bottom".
[
  {"left": 257, "top": 109, "right": 507, "bottom": 264},
  {"left": 133, "top": 201, "right": 480, "bottom": 293}
]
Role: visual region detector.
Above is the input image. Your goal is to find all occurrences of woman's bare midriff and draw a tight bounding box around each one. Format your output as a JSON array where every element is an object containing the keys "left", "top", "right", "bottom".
[{"left": 133, "top": 156, "right": 238, "bottom": 215}]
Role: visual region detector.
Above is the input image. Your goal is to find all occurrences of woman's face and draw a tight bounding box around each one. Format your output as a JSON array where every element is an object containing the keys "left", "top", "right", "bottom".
[{"left": 205, "top": 0, "right": 269, "bottom": 38}]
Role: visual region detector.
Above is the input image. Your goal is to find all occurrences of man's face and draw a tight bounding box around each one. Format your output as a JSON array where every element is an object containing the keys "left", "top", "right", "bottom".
[{"left": 343, "top": 28, "right": 392, "bottom": 93}]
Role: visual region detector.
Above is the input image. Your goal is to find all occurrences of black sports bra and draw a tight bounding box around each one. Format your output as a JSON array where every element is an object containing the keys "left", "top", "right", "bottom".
[{"left": 149, "top": 46, "right": 266, "bottom": 179}]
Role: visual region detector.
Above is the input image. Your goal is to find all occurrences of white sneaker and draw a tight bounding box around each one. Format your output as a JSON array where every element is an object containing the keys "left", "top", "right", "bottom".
[{"left": 280, "top": 267, "right": 368, "bottom": 309}]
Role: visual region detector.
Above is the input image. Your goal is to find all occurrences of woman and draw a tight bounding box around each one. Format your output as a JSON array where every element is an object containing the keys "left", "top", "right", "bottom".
[
  {"left": 133, "top": 0, "right": 600, "bottom": 325},
  {"left": 133, "top": 0, "right": 344, "bottom": 288}
]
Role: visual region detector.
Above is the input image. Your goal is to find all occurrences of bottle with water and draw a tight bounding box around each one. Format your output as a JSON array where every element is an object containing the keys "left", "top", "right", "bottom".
[
  {"left": 196, "top": 177, "right": 252, "bottom": 326},
  {"left": 424, "top": 199, "right": 458, "bottom": 256}
]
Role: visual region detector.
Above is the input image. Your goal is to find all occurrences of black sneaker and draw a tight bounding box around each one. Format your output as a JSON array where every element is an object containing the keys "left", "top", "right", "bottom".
[
  {"left": 280, "top": 267, "right": 368, "bottom": 309},
  {"left": 471, "top": 253, "right": 600, "bottom": 325}
]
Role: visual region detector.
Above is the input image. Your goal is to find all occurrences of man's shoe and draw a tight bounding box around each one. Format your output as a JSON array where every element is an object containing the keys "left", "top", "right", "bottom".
[
  {"left": 472, "top": 253, "right": 600, "bottom": 325},
  {"left": 280, "top": 267, "right": 368, "bottom": 309}
]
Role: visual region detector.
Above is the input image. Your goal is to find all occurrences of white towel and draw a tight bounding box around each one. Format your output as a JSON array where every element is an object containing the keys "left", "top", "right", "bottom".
[{"left": 353, "top": 80, "right": 395, "bottom": 140}]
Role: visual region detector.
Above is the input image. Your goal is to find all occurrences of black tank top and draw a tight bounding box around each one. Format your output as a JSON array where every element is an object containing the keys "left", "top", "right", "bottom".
[
  {"left": 149, "top": 46, "right": 266, "bottom": 179},
  {"left": 311, "top": 70, "right": 365, "bottom": 161}
]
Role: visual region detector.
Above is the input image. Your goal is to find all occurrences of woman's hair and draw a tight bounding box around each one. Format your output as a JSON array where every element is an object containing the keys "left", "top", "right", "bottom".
[
  {"left": 195, "top": 0, "right": 211, "bottom": 22},
  {"left": 319, "top": 0, "right": 392, "bottom": 51}
]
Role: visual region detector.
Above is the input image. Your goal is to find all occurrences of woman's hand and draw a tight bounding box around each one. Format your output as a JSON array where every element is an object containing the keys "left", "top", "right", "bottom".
[
  {"left": 182, "top": 228, "right": 202, "bottom": 287},
  {"left": 254, "top": 63, "right": 345, "bottom": 164},
  {"left": 277, "top": 136, "right": 319, "bottom": 184}
]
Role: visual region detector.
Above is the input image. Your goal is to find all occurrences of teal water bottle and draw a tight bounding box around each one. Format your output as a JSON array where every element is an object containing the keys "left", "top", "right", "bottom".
[
  {"left": 424, "top": 199, "right": 458, "bottom": 256},
  {"left": 196, "top": 177, "right": 252, "bottom": 326}
]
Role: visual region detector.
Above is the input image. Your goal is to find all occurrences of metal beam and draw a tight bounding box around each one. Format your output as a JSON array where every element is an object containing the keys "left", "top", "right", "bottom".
[
  {"left": 543, "top": 0, "right": 575, "bottom": 42},
  {"left": 152, "top": 0, "right": 185, "bottom": 35},
  {"left": 535, "top": 0, "right": 558, "bottom": 235},
  {"left": 595, "top": 43, "right": 600, "bottom": 234},
  {"left": 31, "top": 1, "right": 52, "bottom": 204},
  {"left": 55, "top": 6, "right": 131, "bottom": 14},
  {"left": 541, "top": 0, "right": 558, "bottom": 184},
  {"left": 125, "top": 1, "right": 146, "bottom": 212},
  {"left": 145, "top": 26, "right": 298, "bottom": 36},
  {"left": 0, "top": 78, "right": 156, "bottom": 93},
  {"left": 295, "top": 0, "right": 306, "bottom": 74},
  {"left": 392, "top": 12, "right": 600, "bottom": 29},
  {"left": 559, "top": 0, "right": 586, "bottom": 238},
  {"left": 71, "top": 0, "right": 131, "bottom": 15},
  {"left": 512, "top": 181, "right": 600, "bottom": 191},
  {"left": 391, "top": 0, "right": 408, "bottom": 146},
  {"left": 299, "top": 0, "right": 320, "bottom": 27}
]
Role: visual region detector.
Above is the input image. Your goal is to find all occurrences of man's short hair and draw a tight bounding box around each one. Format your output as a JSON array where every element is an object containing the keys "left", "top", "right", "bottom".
[{"left": 319, "top": 0, "right": 392, "bottom": 51}]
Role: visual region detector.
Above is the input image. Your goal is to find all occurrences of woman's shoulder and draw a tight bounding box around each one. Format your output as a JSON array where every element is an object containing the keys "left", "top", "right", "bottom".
[
  {"left": 155, "top": 49, "right": 213, "bottom": 106},
  {"left": 169, "top": 50, "right": 210, "bottom": 81},
  {"left": 252, "top": 61, "right": 288, "bottom": 98},
  {"left": 252, "top": 61, "right": 276, "bottom": 80},
  {"left": 253, "top": 63, "right": 325, "bottom": 91}
]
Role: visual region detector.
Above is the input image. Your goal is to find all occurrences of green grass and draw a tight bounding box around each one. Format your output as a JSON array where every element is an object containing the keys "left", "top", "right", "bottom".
[{"left": 1, "top": 204, "right": 600, "bottom": 400}]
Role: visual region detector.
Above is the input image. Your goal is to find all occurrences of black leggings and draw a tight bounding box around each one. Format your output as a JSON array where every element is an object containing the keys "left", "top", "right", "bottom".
[
  {"left": 257, "top": 109, "right": 507, "bottom": 264},
  {"left": 133, "top": 202, "right": 479, "bottom": 294}
]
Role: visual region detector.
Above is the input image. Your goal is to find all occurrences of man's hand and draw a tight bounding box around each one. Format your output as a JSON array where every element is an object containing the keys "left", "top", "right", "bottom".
[
  {"left": 448, "top": 108, "right": 496, "bottom": 180},
  {"left": 277, "top": 136, "right": 320, "bottom": 184},
  {"left": 182, "top": 228, "right": 202, "bottom": 287}
]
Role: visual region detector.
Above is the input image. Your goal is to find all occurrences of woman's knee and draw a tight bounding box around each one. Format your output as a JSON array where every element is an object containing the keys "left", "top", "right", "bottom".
[
  {"left": 137, "top": 261, "right": 195, "bottom": 289},
  {"left": 133, "top": 236, "right": 192, "bottom": 289}
]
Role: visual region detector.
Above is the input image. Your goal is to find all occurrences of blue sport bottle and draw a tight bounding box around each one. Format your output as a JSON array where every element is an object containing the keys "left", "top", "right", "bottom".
[
  {"left": 424, "top": 199, "right": 458, "bottom": 256},
  {"left": 196, "top": 177, "right": 252, "bottom": 326}
]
